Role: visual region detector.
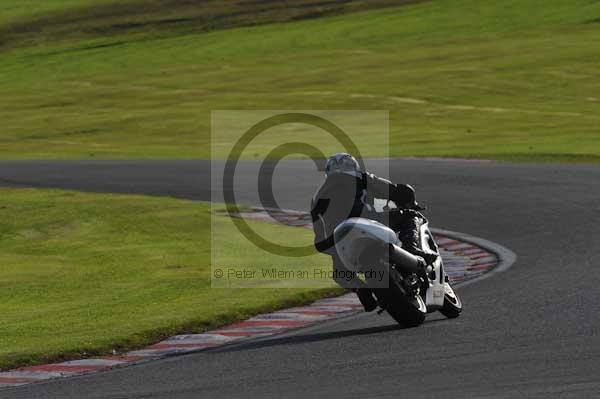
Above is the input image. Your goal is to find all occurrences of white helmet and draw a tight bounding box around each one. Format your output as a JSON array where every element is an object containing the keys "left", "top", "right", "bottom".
[{"left": 325, "top": 153, "right": 361, "bottom": 177}]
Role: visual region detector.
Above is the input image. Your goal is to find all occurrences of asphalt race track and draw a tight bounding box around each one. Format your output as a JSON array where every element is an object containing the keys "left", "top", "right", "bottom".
[{"left": 1, "top": 159, "right": 599, "bottom": 398}]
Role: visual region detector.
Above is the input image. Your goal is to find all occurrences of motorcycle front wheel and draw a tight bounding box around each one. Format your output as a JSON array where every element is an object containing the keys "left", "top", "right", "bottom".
[{"left": 439, "top": 282, "right": 462, "bottom": 318}]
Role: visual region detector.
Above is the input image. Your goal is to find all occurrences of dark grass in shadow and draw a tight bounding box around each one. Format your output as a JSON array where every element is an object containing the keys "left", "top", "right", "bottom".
[{"left": 0, "top": 0, "right": 425, "bottom": 53}]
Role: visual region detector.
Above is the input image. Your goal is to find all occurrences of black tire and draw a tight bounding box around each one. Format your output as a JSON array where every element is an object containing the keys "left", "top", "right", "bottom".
[
  {"left": 439, "top": 283, "right": 462, "bottom": 319},
  {"left": 382, "top": 291, "right": 427, "bottom": 327},
  {"left": 368, "top": 271, "right": 426, "bottom": 327},
  {"left": 361, "top": 246, "right": 426, "bottom": 327}
]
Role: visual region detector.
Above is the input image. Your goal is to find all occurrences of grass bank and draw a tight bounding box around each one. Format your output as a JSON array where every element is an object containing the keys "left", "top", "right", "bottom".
[
  {"left": 0, "top": 188, "right": 337, "bottom": 371},
  {"left": 0, "top": 0, "right": 599, "bottom": 161}
]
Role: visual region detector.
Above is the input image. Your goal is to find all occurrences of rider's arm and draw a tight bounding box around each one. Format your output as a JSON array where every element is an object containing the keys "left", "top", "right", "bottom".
[
  {"left": 311, "top": 198, "right": 335, "bottom": 254},
  {"left": 363, "top": 172, "right": 395, "bottom": 199},
  {"left": 364, "top": 172, "right": 422, "bottom": 210}
]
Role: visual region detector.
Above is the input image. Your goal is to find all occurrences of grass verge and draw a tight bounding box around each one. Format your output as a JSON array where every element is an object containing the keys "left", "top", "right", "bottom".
[{"left": 0, "top": 188, "right": 338, "bottom": 371}]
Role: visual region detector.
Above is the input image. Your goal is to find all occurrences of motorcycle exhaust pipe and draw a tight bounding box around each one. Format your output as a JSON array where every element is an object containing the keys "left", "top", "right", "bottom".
[{"left": 388, "top": 244, "right": 423, "bottom": 274}]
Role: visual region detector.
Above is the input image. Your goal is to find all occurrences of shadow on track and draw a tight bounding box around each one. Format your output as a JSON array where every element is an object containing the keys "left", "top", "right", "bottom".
[{"left": 209, "top": 317, "right": 448, "bottom": 354}]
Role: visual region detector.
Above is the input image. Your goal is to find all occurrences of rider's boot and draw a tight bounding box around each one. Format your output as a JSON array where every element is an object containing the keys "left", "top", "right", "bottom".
[{"left": 410, "top": 249, "right": 438, "bottom": 267}]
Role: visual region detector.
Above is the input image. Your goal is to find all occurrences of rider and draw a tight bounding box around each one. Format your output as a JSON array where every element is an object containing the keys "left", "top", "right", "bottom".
[{"left": 310, "top": 153, "right": 437, "bottom": 312}]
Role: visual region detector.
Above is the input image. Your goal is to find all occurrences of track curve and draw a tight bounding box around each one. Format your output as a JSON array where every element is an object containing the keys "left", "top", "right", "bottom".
[{"left": 0, "top": 159, "right": 599, "bottom": 398}]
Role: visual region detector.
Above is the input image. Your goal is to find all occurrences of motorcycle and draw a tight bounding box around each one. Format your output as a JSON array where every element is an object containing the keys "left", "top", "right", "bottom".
[{"left": 333, "top": 204, "right": 462, "bottom": 327}]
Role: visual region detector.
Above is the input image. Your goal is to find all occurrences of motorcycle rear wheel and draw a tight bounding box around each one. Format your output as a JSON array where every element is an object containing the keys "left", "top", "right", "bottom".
[
  {"left": 370, "top": 277, "right": 427, "bottom": 327},
  {"left": 384, "top": 292, "right": 427, "bottom": 327},
  {"left": 360, "top": 247, "right": 427, "bottom": 327}
]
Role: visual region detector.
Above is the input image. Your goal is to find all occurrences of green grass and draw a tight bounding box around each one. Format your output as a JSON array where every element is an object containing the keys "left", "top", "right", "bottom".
[
  {"left": 0, "top": 0, "right": 599, "bottom": 161},
  {"left": 0, "top": 188, "right": 337, "bottom": 371}
]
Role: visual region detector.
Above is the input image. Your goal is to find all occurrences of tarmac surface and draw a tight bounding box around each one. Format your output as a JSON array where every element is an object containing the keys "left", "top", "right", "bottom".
[{"left": 0, "top": 158, "right": 599, "bottom": 398}]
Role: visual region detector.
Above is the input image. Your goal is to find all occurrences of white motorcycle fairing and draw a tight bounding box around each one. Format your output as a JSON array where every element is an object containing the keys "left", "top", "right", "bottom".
[
  {"left": 333, "top": 217, "right": 451, "bottom": 312},
  {"left": 418, "top": 222, "right": 446, "bottom": 310},
  {"left": 333, "top": 217, "right": 398, "bottom": 273}
]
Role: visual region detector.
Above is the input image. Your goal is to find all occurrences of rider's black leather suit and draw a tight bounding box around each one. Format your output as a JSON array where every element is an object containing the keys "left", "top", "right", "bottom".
[{"left": 310, "top": 171, "right": 426, "bottom": 289}]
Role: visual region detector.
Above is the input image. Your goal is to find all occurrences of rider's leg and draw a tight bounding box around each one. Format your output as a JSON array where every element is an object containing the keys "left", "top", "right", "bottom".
[
  {"left": 397, "top": 212, "right": 438, "bottom": 265},
  {"left": 396, "top": 211, "right": 422, "bottom": 254}
]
